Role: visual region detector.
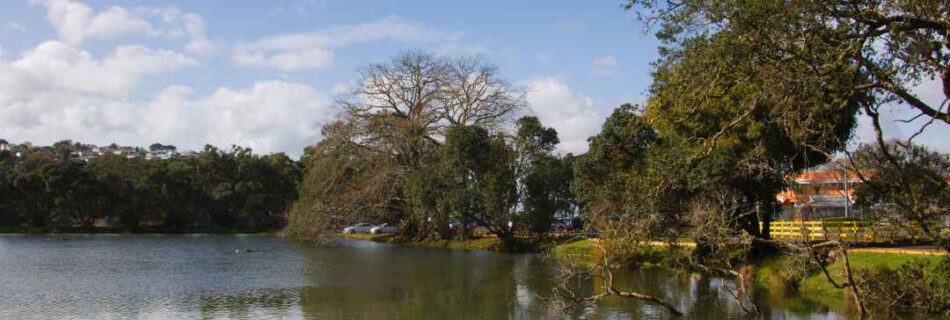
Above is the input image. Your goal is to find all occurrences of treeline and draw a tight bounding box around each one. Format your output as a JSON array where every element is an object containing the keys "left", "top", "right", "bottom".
[{"left": 0, "top": 142, "right": 300, "bottom": 232}]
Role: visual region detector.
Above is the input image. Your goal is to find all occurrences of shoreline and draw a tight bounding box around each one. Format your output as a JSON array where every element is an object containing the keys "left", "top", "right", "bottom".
[{"left": 333, "top": 233, "right": 946, "bottom": 314}]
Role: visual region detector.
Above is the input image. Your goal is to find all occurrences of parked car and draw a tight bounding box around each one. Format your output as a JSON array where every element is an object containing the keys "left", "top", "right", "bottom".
[
  {"left": 343, "top": 223, "right": 376, "bottom": 234},
  {"left": 448, "top": 219, "right": 475, "bottom": 230},
  {"left": 370, "top": 223, "right": 398, "bottom": 234},
  {"left": 567, "top": 217, "right": 583, "bottom": 231},
  {"left": 550, "top": 221, "right": 569, "bottom": 232}
]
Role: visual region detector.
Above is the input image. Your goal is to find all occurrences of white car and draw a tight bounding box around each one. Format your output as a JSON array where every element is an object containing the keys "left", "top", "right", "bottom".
[
  {"left": 369, "top": 223, "right": 398, "bottom": 235},
  {"left": 343, "top": 223, "right": 376, "bottom": 234}
]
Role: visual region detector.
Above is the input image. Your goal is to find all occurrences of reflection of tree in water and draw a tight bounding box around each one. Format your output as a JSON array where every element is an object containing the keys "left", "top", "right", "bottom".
[
  {"left": 561, "top": 268, "right": 841, "bottom": 320},
  {"left": 295, "top": 251, "right": 561, "bottom": 319},
  {"left": 198, "top": 289, "right": 299, "bottom": 319}
]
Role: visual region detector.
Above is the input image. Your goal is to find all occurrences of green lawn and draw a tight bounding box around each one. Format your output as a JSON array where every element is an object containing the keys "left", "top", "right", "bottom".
[
  {"left": 756, "top": 252, "right": 945, "bottom": 311},
  {"left": 335, "top": 232, "right": 394, "bottom": 241},
  {"left": 553, "top": 238, "right": 598, "bottom": 266}
]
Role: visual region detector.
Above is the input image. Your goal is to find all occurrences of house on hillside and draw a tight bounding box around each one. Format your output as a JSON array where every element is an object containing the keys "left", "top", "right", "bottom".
[
  {"left": 71, "top": 150, "right": 97, "bottom": 162},
  {"left": 145, "top": 150, "right": 179, "bottom": 160},
  {"left": 113, "top": 146, "right": 144, "bottom": 159},
  {"left": 0, "top": 139, "right": 10, "bottom": 151}
]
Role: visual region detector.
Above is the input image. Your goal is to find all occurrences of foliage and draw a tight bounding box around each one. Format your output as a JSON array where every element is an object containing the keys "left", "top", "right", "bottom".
[
  {"left": 849, "top": 142, "right": 950, "bottom": 248},
  {"left": 515, "top": 116, "right": 573, "bottom": 235},
  {"left": 856, "top": 258, "right": 950, "bottom": 316},
  {"left": 286, "top": 53, "right": 583, "bottom": 245},
  {"left": 440, "top": 125, "right": 518, "bottom": 241},
  {"left": 0, "top": 143, "right": 299, "bottom": 232},
  {"left": 625, "top": 0, "right": 949, "bottom": 126}
]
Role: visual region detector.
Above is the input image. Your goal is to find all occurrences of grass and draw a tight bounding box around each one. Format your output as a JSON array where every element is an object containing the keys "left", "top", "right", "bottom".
[
  {"left": 553, "top": 239, "right": 947, "bottom": 313},
  {"left": 336, "top": 232, "right": 579, "bottom": 253},
  {"left": 407, "top": 237, "right": 506, "bottom": 251},
  {"left": 335, "top": 232, "right": 394, "bottom": 242},
  {"left": 553, "top": 238, "right": 599, "bottom": 266},
  {"left": 754, "top": 251, "right": 945, "bottom": 311}
]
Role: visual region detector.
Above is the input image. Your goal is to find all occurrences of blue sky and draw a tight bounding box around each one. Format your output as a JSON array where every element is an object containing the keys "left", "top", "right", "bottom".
[{"left": 0, "top": 0, "right": 945, "bottom": 157}]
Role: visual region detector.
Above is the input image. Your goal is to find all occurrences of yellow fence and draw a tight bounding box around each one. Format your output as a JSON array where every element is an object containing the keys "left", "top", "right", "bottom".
[
  {"left": 763, "top": 220, "right": 870, "bottom": 241},
  {"left": 762, "top": 220, "right": 944, "bottom": 242}
]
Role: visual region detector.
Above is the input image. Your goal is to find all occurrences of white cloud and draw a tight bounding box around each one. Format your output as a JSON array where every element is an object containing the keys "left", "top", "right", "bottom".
[
  {"left": 0, "top": 41, "right": 327, "bottom": 156},
  {"left": 268, "top": 0, "right": 326, "bottom": 18},
  {"left": 331, "top": 83, "right": 352, "bottom": 96},
  {"left": 2, "top": 22, "right": 27, "bottom": 34},
  {"left": 32, "top": 0, "right": 218, "bottom": 55},
  {"left": 140, "top": 81, "right": 333, "bottom": 155},
  {"left": 525, "top": 77, "right": 608, "bottom": 154},
  {"left": 592, "top": 55, "right": 618, "bottom": 75},
  {"left": 9, "top": 41, "right": 196, "bottom": 96},
  {"left": 233, "top": 44, "right": 334, "bottom": 71},
  {"left": 233, "top": 16, "right": 457, "bottom": 71},
  {"left": 592, "top": 55, "right": 617, "bottom": 67}
]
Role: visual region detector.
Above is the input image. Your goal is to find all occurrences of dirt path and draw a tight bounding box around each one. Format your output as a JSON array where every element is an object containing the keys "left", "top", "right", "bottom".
[{"left": 848, "top": 246, "right": 947, "bottom": 256}]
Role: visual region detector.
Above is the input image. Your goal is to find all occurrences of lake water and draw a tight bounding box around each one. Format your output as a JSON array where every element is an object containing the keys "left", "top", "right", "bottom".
[{"left": 0, "top": 234, "right": 848, "bottom": 319}]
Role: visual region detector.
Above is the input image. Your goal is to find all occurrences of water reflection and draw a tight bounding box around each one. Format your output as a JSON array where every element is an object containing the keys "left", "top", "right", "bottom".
[{"left": 0, "top": 235, "right": 848, "bottom": 319}]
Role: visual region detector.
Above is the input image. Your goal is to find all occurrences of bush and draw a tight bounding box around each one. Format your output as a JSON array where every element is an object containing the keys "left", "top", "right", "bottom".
[{"left": 856, "top": 258, "right": 950, "bottom": 316}]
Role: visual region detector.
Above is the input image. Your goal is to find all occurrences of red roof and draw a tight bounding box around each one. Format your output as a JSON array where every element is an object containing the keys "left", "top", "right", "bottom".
[{"left": 794, "top": 170, "right": 865, "bottom": 185}]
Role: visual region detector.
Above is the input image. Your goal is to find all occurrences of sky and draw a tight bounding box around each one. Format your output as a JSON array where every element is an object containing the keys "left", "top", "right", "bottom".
[{"left": 0, "top": 0, "right": 946, "bottom": 158}]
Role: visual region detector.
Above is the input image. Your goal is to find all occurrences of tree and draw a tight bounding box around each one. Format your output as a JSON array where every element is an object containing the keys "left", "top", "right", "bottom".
[
  {"left": 88, "top": 154, "right": 150, "bottom": 229},
  {"left": 11, "top": 151, "right": 56, "bottom": 228},
  {"left": 440, "top": 125, "right": 519, "bottom": 245},
  {"left": 289, "top": 52, "right": 524, "bottom": 236},
  {"left": 514, "top": 116, "right": 567, "bottom": 235},
  {"left": 625, "top": 0, "right": 949, "bottom": 126},
  {"left": 440, "top": 57, "right": 525, "bottom": 128},
  {"left": 149, "top": 143, "right": 176, "bottom": 151},
  {"left": 849, "top": 142, "right": 949, "bottom": 249},
  {"left": 43, "top": 160, "right": 106, "bottom": 228},
  {"left": 405, "top": 166, "right": 452, "bottom": 239},
  {"left": 0, "top": 151, "right": 18, "bottom": 227},
  {"left": 286, "top": 121, "right": 405, "bottom": 237},
  {"left": 573, "top": 104, "right": 657, "bottom": 221}
]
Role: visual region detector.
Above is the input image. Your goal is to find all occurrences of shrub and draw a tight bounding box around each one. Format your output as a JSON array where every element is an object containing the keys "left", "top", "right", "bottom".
[{"left": 856, "top": 258, "right": 950, "bottom": 316}]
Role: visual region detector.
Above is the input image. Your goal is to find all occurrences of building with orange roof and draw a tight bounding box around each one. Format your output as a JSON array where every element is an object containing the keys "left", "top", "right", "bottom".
[{"left": 776, "top": 167, "right": 864, "bottom": 220}]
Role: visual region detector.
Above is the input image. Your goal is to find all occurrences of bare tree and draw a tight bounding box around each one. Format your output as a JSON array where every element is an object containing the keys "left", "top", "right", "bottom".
[
  {"left": 339, "top": 51, "right": 525, "bottom": 169},
  {"left": 439, "top": 57, "right": 525, "bottom": 129}
]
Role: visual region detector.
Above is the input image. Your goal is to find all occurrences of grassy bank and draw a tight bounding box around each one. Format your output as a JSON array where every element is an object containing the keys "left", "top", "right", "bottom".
[
  {"left": 335, "top": 233, "right": 581, "bottom": 253},
  {"left": 755, "top": 252, "right": 945, "bottom": 311},
  {"left": 552, "top": 238, "right": 599, "bottom": 266},
  {"left": 550, "top": 238, "right": 946, "bottom": 312}
]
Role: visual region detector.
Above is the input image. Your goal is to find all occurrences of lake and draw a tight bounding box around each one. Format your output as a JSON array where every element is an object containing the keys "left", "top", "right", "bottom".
[{"left": 0, "top": 234, "right": 848, "bottom": 319}]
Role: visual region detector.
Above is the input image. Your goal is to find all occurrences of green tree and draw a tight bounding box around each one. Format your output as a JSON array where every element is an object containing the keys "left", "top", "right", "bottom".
[
  {"left": 850, "top": 142, "right": 949, "bottom": 249},
  {"left": 11, "top": 151, "right": 56, "bottom": 228},
  {"left": 43, "top": 160, "right": 106, "bottom": 228},
  {"left": 514, "top": 116, "right": 567, "bottom": 235},
  {"left": 573, "top": 104, "right": 657, "bottom": 221},
  {"left": 624, "top": 0, "right": 949, "bottom": 125},
  {"left": 441, "top": 125, "right": 519, "bottom": 244},
  {"left": 0, "top": 150, "right": 18, "bottom": 227}
]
